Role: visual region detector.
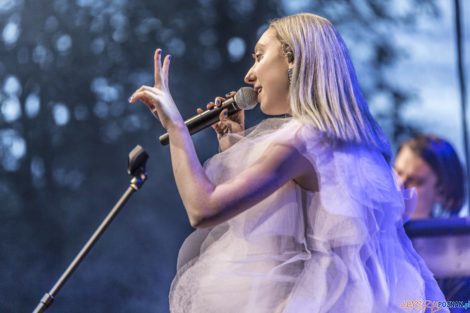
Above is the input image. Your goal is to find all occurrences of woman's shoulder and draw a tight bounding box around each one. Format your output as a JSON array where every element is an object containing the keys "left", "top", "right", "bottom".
[
  {"left": 250, "top": 117, "right": 323, "bottom": 148},
  {"left": 211, "top": 116, "right": 387, "bottom": 172}
]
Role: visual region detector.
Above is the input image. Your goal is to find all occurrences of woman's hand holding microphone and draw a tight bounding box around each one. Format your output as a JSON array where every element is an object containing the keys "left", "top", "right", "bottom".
[{"left": 197, "top": 91, "right": 245, "bottom": 151}]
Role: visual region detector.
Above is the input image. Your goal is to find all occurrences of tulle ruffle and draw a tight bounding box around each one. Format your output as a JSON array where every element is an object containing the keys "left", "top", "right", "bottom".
[{"left": 169, "top": 118, "right": 448, "bottom": 313}]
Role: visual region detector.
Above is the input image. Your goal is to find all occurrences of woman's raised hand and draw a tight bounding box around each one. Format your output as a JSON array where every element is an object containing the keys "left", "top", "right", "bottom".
[{"left": 129, "top": 49, "right": 183, "bottom": 130}]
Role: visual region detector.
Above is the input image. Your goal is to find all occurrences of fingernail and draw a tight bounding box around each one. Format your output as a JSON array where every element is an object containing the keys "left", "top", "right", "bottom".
[
  {"left": 169, "top": 55, "right": 172, "bottom": 60},
  {"left": 224, "top": 111, "right": 228, "bottom": 116},
  {"left": 157, "top": 49, "right": 162, "bottom": 55},
  {"left": 215, "top": 99, "right": 220, "bottom": 105},
  {"left": 128, "top": 96, "right": 132, "bottom": 102}
]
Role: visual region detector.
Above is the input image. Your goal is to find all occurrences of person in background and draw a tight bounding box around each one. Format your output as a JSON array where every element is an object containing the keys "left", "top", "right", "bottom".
[
  {"left": 395, "top": 133, "right": 469, "bottom": 311},
  {"left": 394, "top": 133, "right": 465, "bottom": 219}
]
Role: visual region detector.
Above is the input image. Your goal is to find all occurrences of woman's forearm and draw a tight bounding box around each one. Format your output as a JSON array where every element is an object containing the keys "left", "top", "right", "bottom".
[{"left": 167, "top": 123, "right": 215, "bottom": 227}]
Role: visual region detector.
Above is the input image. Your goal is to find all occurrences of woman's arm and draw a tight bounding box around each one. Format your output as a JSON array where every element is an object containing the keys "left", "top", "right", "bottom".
[
  {"left": 130, "top": 49, "right": 316, "bottom": 228},
  {"left": 167, "top": 124, "right": 315, "bottom": 228}
]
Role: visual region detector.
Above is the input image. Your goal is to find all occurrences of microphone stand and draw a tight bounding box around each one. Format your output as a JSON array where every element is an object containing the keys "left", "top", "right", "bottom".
[{"left": 32, "top": 145, "right": 149, "bottom": 313}]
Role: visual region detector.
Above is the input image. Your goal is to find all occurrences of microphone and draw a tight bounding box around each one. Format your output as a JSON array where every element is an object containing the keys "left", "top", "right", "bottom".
[{"left": 158, "top": 87, "right": 258, "bottom": 145}]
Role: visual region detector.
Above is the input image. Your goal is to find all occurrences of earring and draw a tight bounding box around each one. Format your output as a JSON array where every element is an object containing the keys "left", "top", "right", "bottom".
[
  {"left": 288, "top": 68, "right": 293, "bottom": 86},
  {"left": 282, "top": 43, "right": 294, "bottom": 63},
  {"left": 287, "top": 52, "right": 294, "bottom": 63}
]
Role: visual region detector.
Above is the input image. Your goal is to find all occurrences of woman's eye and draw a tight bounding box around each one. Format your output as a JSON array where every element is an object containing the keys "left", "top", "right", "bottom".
[{"left": 252, "top": 53, "right": 263, "bottom": 62}]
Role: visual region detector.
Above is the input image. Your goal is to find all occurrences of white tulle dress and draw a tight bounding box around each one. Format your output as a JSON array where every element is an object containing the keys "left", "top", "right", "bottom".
[{"left": 169, "top": 118, "right": 448, "bottom": 313}]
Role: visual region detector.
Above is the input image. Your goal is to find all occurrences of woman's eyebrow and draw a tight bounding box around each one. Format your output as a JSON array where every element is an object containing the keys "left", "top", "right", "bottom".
[{"left": 254, "top": 43, "right": 265, "bottom": 52}]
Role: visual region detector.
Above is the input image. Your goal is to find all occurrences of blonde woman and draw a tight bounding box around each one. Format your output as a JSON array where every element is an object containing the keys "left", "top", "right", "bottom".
[{"left": 130, "top": 13, "right": 447, "bottom": 313}]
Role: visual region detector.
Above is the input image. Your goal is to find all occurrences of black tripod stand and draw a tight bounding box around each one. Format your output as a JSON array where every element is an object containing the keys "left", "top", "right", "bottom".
[{"left": 32, "top": 145, "right": 149, "bottom": 313}]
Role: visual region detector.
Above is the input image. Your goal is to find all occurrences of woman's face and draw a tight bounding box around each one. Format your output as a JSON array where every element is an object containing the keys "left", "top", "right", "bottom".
[{"left": 244, "top": 27, "right": 291, "bottom": 115}]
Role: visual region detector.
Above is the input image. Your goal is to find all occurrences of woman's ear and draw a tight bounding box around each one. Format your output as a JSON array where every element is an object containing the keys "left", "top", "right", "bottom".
[{"left": 282, "top": 43, "right": 294, "bottom": 64}]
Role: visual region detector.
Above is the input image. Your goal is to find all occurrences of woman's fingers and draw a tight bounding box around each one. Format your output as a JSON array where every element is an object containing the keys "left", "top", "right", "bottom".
[
  {"left": 130, "top": 85, "right": 163, "bottom": 101},
  {"left": 214, "top": 97, "right": 225, "bottom": 107},
  {"left": 154, "top": 49, "right": 162, "bottom": 88},
  {"left": 214, "top": 122, "right": 228, "bottom": 136},
  {"left": 128, "top": 49, "right": 182, "bottom": 130},
  {"left": 153, "top": 49, "right": 172, "bottom": 89},
  {"left": 225, "top": 91, "right": 236, "bottom": 98},
  {"left": 215, "top": 109, "right": 244, "bottom": 137},
  {"left": 218, "top": 108, "right": 229, "bottom": 121},
  {"left": 129, "top": 85, "right": 165, "bottom": 114},
  {"left": 162, "top": 54, "right": 171, "bottom": 88},
  {"left": 131, "top": 90, "right": 159, "bottom": 108},
  {"left": 203, "top": 94, "right": 233, "bottom": 111},
  {"left": 231, "top": 110, "right": 245, "bottom": 125},
  {"left": 199, "top": 92, "right": 241, "bottom": 137}
]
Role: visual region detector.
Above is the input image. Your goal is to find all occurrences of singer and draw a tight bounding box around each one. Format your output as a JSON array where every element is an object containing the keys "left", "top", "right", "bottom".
[{"left": 129, "top": 13, "right": 447, "bottom": 313}]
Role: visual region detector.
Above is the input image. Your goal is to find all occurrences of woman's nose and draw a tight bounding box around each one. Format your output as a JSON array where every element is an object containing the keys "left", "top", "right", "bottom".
[{"left": 244, "top": 66, "right": 255, "bottom": 84}]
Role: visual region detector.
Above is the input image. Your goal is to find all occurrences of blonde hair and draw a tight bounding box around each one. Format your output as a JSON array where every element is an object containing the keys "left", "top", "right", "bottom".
[{"left": 270, "top": 13, "right": 391, "bottom": 161}]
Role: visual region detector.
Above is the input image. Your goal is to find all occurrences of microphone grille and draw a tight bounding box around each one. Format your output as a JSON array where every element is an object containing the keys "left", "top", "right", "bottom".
[{"left": 234, "top": 87, "right": 258, "bottom": 110}]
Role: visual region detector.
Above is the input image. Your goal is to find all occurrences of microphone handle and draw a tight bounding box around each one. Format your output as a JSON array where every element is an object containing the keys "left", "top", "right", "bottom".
[{"left": 159, "top": 99, "right": 240, "bottom": 145}]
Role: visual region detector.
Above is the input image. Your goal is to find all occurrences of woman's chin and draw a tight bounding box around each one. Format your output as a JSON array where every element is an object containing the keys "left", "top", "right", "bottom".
[
  {"left": 259, "top": 97, "right": 291, "bottom": 115},
  {"left": 260, "top": 104, "right": 289, "bottom": 116},
  {"left": 260, "top": 106, "right": 275, "bottom": 116}
]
